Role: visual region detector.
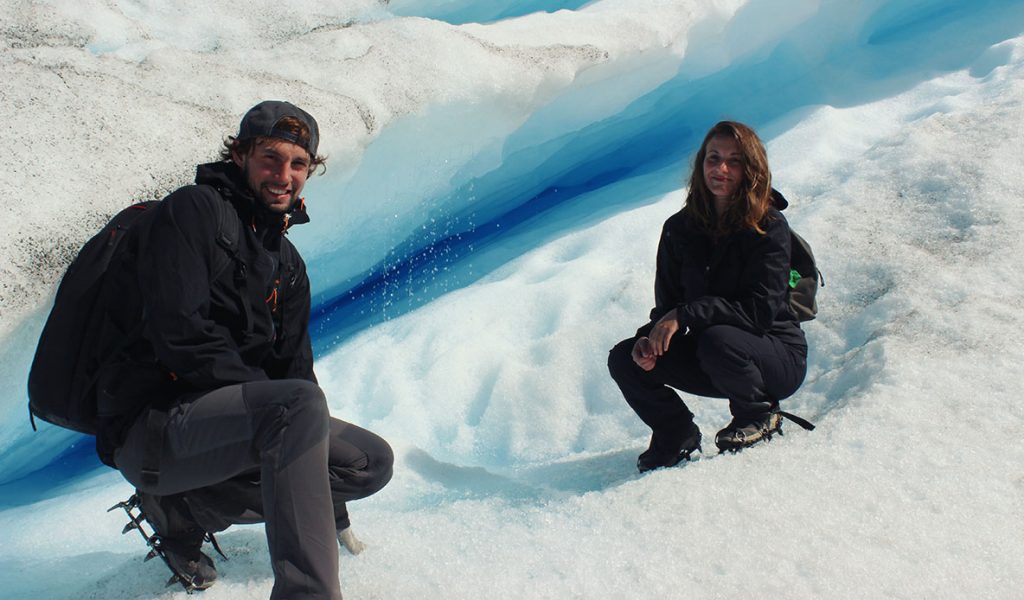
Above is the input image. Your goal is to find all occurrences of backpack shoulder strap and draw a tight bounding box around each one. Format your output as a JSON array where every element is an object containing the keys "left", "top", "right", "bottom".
[
  {"left": 206, "top": 190, "right": 241, "bottom": 280},
  {"left": 203, "top": 190, "right": 254, "bottom": 340}
]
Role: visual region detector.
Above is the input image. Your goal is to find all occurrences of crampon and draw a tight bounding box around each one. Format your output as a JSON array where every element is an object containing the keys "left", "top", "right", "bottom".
[{"left": 108, "top": 494, "right": 225, "bottom": 593}]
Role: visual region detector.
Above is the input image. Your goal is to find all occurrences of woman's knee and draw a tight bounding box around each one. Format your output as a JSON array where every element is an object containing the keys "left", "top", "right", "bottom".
[
  {"left": 607, "top": 337, "right": 637, "bottom": 379},
  {"left": 695, "top": 325, "right": 746, "bottom": 366}
]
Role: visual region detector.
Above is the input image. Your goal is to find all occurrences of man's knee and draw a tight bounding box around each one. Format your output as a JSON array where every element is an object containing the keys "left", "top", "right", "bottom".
[
  {"left": 353, "top": 454, "right": 393, "bottom": 500},
  {"left": 281, "top": 381, "right": 331, "bottom": 448},
  {"left": 328, "top": 424, "right": 395, "bottom": 499},
  {"left": 287, "top": 379, "right": 328, "bottom": 414},
  {"left": 246, "top": 379, "right": 330, "bottom": 453},
  {"left": 365, "top": 437, "right": 394, "bottom": 496},
  {"left": 248, "top": 379, "right": 327, "bottom": 418}
]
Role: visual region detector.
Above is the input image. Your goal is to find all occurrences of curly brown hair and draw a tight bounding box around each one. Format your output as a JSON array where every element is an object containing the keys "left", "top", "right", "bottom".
[
  {"left": 220, "top": 116, "right": 327, "bottom": 175},
  {"left": 683, "top": 121, "right": 772, "bottom": 236}
]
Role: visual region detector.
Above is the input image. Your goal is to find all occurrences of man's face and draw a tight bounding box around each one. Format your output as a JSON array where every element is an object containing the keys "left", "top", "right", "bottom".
[{"left": 233, "top": 138, "right": 311, "bottom": 213}]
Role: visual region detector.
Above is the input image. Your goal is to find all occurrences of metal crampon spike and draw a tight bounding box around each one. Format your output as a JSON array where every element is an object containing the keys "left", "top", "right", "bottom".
[
  {"left": 109, "top": 494, "right": 199, "bottom": 594},
  {"left": 166, "top": 573, "right": 198, "bottom": 593},
  {"left": 107, "top": 494, "right": 141, "bottom": 512},
  {"left": 107, "top": 498, "right": 134, "bottom": 512},
  {"left": 206, "top": 532, "right": 229, "bottom": 561}
]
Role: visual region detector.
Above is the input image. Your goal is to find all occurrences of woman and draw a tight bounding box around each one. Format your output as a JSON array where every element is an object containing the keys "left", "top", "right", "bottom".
[{"left": 607, "top": 121, "right": 807, "bottom": 472}]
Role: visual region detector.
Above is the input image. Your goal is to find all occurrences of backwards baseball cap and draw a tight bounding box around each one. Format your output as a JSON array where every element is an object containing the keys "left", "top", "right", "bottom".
[{"left": 237, "top": 100, "right": 319, "bottom": 156}]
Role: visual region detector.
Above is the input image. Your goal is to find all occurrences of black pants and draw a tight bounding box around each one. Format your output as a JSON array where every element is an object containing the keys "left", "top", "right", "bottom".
[
  {"left": 608, "top": 324, "right": 806, "bottom": 444},
  {"left": 114, "top": 379, "right": 394, "bottom": 600}
]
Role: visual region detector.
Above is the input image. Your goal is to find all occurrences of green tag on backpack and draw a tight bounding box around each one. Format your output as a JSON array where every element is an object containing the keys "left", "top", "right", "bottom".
[{"left": 789, "top": 269, "right": 800, "bottom": 289}]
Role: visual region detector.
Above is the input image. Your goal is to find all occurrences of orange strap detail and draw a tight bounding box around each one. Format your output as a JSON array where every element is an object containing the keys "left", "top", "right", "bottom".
[{"left": 266, "top": 279, "right": 280, "bottom": 311}]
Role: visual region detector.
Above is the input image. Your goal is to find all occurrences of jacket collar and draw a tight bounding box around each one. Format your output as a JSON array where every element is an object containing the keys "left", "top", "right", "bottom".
[
  {"left": 770, "top": 188, "right": 789, "bottom": 211},
  {"left": 195, "top": 161, "right": 311, "bottom": 232}
]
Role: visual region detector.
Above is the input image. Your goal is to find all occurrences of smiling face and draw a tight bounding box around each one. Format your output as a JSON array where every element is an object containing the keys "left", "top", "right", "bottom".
[
  {"left": 702, "top": 134, "right": 744, "bottom": 203},
  {"left": 232, "top": 138, "right": 311, "bottom": 213}
]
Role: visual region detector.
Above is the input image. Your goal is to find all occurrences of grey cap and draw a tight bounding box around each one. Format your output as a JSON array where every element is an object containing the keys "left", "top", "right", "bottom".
[{"left": 237, "top": 100, "right": 319, "bottom": 156}]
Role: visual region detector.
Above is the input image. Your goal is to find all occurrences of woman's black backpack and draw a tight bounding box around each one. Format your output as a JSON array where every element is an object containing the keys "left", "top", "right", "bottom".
[{"left": 788, "top": 230, "right": 822, "bottom": 322}]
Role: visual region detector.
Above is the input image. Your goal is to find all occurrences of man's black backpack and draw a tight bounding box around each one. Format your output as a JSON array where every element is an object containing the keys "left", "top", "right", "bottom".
[
  {"left": 788, "top": 230, "right": 822, "bottom": 322},
  {"left": 27, "top": 196, "right": 239, "bottom": 434}
]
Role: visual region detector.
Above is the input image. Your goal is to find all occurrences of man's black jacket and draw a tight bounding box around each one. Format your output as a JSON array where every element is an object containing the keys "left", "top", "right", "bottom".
[
  {"left": 646, "top": 190, "right": 806, "bottom": 348},
  {"left": 95, "top": 161, "right": 314, "bottom": 464}
]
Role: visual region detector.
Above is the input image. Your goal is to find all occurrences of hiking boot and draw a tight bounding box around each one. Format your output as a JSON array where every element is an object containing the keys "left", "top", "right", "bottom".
[
  {"left": 137, "top": 492, "right": 218, "bottom": 590},
  {"left": 715, "top": 411, "right": 783, "bottom": 452},
  {"left": 159, "top": 534, "right": 218, "bottom": 590},
  {"left": 637, "top": 421, "right": 702, "bottom": 473}
]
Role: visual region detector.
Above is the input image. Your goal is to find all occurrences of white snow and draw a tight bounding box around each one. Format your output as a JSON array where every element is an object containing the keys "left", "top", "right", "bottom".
[{"left": 1, "top": 0, "right": 1023, "bottom": 598}]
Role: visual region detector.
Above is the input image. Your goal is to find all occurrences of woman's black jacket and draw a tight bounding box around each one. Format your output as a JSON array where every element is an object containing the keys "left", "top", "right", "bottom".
[{"left": 647, "top": 190, "right": 806, "bottom": 348}]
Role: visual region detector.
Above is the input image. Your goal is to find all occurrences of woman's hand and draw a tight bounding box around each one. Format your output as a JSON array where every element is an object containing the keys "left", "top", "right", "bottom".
[
  {"left": 631, "top": 337, "right": 657, "bottom": 371},
  {"left": 648, "top": 309, "right": 681, "bottom": 355}
]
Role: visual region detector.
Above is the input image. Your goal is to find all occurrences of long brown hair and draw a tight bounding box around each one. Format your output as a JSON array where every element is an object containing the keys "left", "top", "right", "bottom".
[
  {"left": 220, "top": 116, "right": 327, "bottom": 175},
  {"left": 683, "top": 121, "right": 772, "bottom": 236}
]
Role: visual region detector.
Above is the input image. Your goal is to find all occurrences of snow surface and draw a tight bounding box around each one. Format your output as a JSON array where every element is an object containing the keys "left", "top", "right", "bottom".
[{"left": 2, "top": 0, "right": 1024, "bottom": 598}]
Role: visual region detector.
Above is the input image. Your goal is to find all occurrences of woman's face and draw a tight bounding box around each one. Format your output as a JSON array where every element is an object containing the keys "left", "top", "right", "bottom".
[{"left": 703, "top": 134, "right": 744, "bottom": 202}]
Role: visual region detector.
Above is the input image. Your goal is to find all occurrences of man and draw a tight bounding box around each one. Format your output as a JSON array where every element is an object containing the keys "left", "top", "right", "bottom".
[{"left": 96, "top": 101, "right": 393, "bottom": 598}]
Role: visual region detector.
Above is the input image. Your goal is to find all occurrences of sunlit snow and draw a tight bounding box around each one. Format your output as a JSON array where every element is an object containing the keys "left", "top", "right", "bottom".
[{"left": 1, "top": 1, "right": 1023, "bottom": 598}]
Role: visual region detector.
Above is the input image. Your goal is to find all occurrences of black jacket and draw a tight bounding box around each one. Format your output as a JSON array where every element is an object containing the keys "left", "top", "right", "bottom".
[
  {"left": 646, "top": 190, "right": 806, "bottom": 348},
  {"left": 95, "top": 162, "right": 314, "bottom": 464}
]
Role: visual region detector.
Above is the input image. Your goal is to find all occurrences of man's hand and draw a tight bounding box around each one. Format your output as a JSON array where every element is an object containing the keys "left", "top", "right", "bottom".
[
  {"left": 338, "top": 527, "right": 367, "bottom": 555},
  {"left": 631, "top": 337, "right": 657, "bottom": 371},
  {"left": 648, "top": 309, "right": 681, "bottom": 355}
]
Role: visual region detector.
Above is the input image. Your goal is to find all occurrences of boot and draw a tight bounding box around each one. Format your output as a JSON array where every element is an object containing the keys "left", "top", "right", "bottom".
[
  {"left": 715, "top": 410, "right": 782, "bottom": 452},
  {"left": 137, "top": 492, "right": 218, "bottom": 590},
  {"left": 159, "top": 533, "right": 218, "bottom": 590},
  {"left": 637, "top": 421, "right": 702, "bottom": 473}
]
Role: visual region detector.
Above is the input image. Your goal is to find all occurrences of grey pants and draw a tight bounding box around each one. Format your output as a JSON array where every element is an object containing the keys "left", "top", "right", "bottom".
[{"left": 114, "top": 379, "right": 393, "bottom": 600}]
